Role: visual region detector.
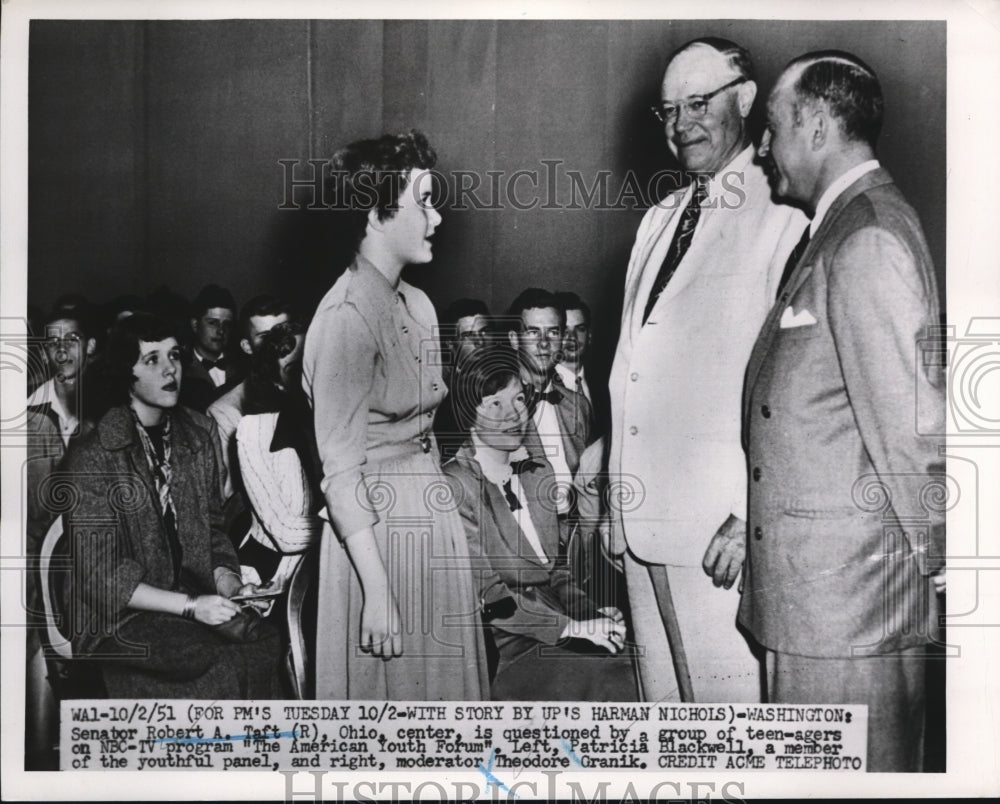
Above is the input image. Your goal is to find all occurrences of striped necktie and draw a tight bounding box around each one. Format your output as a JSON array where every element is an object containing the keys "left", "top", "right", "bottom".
[{"left": 643, "top": 176, "right": 709, "bottom": 324}]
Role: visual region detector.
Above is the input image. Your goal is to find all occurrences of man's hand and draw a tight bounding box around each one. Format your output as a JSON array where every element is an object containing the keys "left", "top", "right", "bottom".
[{"left": 702, "top": 514, "right": 746, "bottom": 589}]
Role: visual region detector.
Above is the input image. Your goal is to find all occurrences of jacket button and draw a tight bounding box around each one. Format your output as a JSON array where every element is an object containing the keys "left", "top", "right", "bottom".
[
  {"left": 630, "top": 372, "right": 639, "bottom": 381},
  {"left": 752, "top": 467, "right": 761, "bottom": 481},
  {"left": 761, "top": 404, "right": 771, "bottom": 418},
  {"left": 753, "top": 526, "right": 763, "bottom": 540},
  {"left": 629, "top": 426, "right": 638, "bottom": 436}
]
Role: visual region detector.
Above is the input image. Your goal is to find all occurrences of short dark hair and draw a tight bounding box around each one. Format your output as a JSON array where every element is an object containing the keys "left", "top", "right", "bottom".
[
  {"left": 669, "top": 37, "right": 754, "bottom": 83},
  {"left": 104, "top": 313, "right": 178, "bottom": 403},
  {"left": 553, "top": 291, "right": 590, "bottom": 325},
  {"left": 450, "top": 345, "right": 526, "bottom": 433},
  {"left": 787, "top": 50, "right": 883, "bottom": 147},
  {"left": 43, "top": 302, "right": 95, "bottom": 341},
  {"left": 239, "top": 295, "right": 292, "bottom": 340},
  {"left": 326, "top": 129, "right": 437, "bottom": 260},
  {"left": 442, "top": 298, "right": 490, "bottom": 329},
  {"left": 191, "top": 284, "right": 237, "bottom": 319},
  {"left": 505, "top": 288, "right": 565, "bottom": 331}
]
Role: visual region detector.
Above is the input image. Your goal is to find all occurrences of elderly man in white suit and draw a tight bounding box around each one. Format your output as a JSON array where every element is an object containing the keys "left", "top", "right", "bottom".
[{"left": 608, "top": 37, "right": 806, "bottom": 702}]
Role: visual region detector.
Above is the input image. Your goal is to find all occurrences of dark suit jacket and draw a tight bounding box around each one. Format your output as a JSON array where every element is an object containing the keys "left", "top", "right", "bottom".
[
  {"left": 739, "top": 168, "right": 945, "bottom": 658},
  {"left": 442, "top": 443, "right": 599, "bottom": 657},
  {"left": 62, "top": 405, "right": 240, "bottom": 656},
  {"left": 179, "top": 352, "right": 244, "bottom": 413}
]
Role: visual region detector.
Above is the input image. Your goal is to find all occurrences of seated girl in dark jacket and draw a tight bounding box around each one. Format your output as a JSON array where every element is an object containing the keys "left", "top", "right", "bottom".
[
  {"left": 63, "top": 313, "right": 281, "bottom": 698},
  {"left": 442, "top": 345, "right": 637, "bottom": 701}
]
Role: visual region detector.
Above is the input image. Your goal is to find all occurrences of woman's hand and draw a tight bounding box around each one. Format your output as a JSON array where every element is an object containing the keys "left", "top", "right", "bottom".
[
  {"left": 562, "top": 614, "right": 627, "bottom": 654},
  {"left": 232, "top": 582, "right": 274, "bottom": 614},
  {"left": 214, "top": 567, "right": 244, "bottom": 598},
  {"left": 192, "top": 594, "right": 240, "bottom": 625},
  {"left": 360, "top": 588, "right": 403, "bottom": 658}
]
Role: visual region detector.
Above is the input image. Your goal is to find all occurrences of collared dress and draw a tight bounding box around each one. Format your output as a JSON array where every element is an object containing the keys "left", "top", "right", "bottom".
[{"left": 302, "top": 257, "right": 488, "bottom": 700}]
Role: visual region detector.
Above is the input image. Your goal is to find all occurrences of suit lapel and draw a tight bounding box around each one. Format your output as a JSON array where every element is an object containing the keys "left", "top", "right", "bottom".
[
  {"left": 483, "top": 469, "right": 552, "bottom": 568},
  {"left": 627, "top": 204, "right": 682, "bottom": 341},
  {"left": 743, "top": 167, "right": 895, "bottom": 417}
]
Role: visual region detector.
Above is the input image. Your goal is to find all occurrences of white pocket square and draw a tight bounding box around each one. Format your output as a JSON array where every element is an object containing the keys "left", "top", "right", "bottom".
[{"left": 780, "top": 306, "right": 817, "bottom": 329}]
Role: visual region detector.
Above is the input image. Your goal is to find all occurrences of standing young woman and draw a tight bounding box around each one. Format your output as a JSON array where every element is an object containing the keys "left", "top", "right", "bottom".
[{"left": 303, "top": 131, "right": 487, "bottom": 699}]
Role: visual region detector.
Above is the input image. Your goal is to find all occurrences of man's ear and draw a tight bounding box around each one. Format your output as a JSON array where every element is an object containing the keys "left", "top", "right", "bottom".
[
  {"left": 240, "top": 338, "right": 252, "bottom": 356},
  {"left": 507, "top": 330, "right": 519, "bottom": 350},
  {"left": 85, "top": 338, "right": 97, "bottom": 357},
  {"left": 811, "top": 109, "right": 828, "bottom": 151},
  {"left": 190, "top": 317, "right": 199, "bottom": 334},
  {"left": 737, "top": 79, "right": 757, "bottom": 118},
  {"left": 366, "top": 207, "right": 383, "bottom": 233}
]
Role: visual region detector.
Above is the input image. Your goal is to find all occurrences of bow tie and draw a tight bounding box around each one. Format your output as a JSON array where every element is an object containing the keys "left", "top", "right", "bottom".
[
  {"left": 200, "top": 356, "right": 227, "bottom": 371},
  {"left": 529, "top": 385, "right": 562, "bottom": 408},
  {"left": 512, "top": 457, "right": 544, "bottom": 475}
]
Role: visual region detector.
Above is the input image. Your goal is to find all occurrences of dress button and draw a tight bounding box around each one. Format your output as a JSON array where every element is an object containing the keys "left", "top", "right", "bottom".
[
  {"left": 752, "top": 467, "right": 761, "bottom": 481},
  {"left": 630, "top": 372, "right": 639, "bottom": 381},
  {"left": 629, "top": 426, "right": 638, "bottom": 436},
  {"left": 753, "top": 526, "right": 763, "bottom": 540},
  {"left": 761, "top": 404, "right": 771, "bottom": 418}
]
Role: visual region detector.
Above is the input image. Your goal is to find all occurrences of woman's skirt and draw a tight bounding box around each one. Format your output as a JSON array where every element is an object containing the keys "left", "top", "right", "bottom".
[{"left": 314, "top": 447, "right": 489, "bottom": 700}]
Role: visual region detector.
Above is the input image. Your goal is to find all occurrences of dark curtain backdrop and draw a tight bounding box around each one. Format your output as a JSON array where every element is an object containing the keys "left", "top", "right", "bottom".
[{"left": 29, "top": 19, "right": 945, "bottom": 372}]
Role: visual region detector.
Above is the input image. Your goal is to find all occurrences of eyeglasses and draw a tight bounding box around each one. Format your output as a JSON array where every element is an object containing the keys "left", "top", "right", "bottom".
[
  {"left": 650, "top": 76, "right": 747, "bottom": 125},
  {"left": 45, "top": 332, "right": 84, "bottom": 349}
]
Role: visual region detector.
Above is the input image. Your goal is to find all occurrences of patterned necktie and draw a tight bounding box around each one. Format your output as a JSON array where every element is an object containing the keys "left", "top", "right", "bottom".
[
  {"left": 776, "top": 226, "right": 812, "bottom": 299},
  {"left": 643, "top": 176, "right": 709, "bottom": 324},
  {"left": 133, "top": 413, "right": 183, "bottom": 586}
]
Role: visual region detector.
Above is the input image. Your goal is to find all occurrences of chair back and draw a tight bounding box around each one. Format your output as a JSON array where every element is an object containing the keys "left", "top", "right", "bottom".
[{"left": 285, "top": 547, "right": 319, "bottom": 699}]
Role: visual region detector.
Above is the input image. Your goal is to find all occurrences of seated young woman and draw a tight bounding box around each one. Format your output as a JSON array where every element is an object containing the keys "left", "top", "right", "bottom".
[
  {"left": 63, "top": 313, "right": 281, "bottom": 698},
  {"left": 442, "top": 345, "right": 638, "bottom": 701}
]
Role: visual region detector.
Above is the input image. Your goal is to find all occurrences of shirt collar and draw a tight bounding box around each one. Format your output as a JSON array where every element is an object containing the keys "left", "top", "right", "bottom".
[
  {"left": 810, "top": 159, "right": 881, "bottom": 236},
  {"left": 470, "top": 431, "right": 530, "bottom": 487},
  {"left": 353, "top": 255, "right": 414, "bottom": 301},
  {"left": 554, "top": 362, "right": 581, "bottom": 386},
  {"left": 193, "top": 346, "right": 226, "bottom": 365},
  {"left": 700, "top": 144, "right": 755, "bottom": 203},
  {"left": 28, "top": 378, "right": 73, "bottom": 430}
]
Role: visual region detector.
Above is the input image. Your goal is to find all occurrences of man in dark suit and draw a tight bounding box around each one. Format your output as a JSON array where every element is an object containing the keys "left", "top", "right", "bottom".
[
  {"left": 506, "top": 288, "right": 593, "bottom": 481},
  {"left": 742, "top": 51, "right": 946, "bottom": 771},
  {"left": 180, "top": 284, "right": 242, "bottom": 413}
]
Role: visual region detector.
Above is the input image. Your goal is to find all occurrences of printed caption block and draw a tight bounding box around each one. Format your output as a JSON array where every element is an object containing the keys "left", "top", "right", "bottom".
[{"left": 61, "top": 701, "right": 868, "bottom": 772}]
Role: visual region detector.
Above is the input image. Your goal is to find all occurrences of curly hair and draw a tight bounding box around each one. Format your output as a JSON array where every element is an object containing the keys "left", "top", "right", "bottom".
[{"left": 325, "top": 129, "right": 438, "bottom": 260}]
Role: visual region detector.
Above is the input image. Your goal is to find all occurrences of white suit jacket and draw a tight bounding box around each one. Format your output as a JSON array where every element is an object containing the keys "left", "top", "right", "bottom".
[{"left": 608, "top": 146, "right": 807, "bottom": 567}]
